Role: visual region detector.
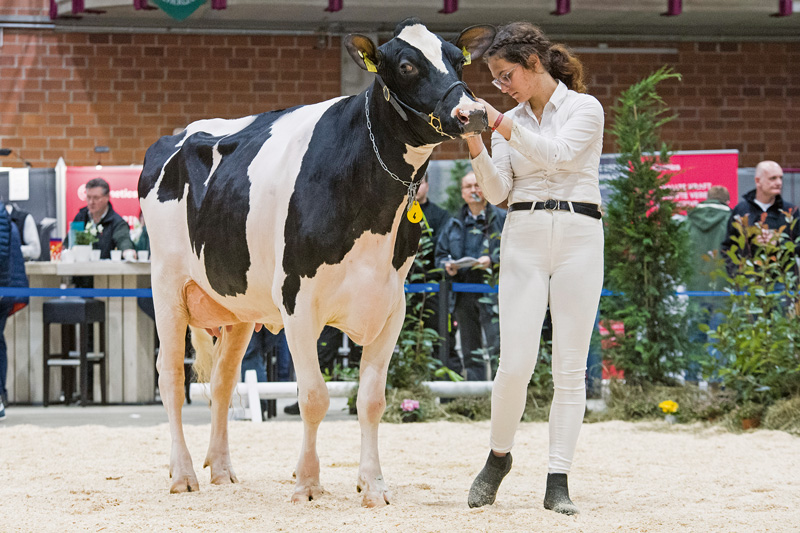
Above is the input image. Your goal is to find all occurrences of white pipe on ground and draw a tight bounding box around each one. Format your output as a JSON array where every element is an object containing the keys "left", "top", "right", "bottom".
[{"left": 189, "top": 377, "right": 493, "bottom": 403}]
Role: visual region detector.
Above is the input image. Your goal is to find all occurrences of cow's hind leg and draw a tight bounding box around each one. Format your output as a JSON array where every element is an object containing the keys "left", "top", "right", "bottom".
[
  {"left": 356, "top": 303, "right": 404, "bottom": 507},
  {"left": 284, "top": 323, "right": 329, "bottom": 502},
  {"left": 156, "top": 310, "right": 198, "bottom": 493},
  {"left": 203, "top": 323, "right": 253, "bottom": 485}
]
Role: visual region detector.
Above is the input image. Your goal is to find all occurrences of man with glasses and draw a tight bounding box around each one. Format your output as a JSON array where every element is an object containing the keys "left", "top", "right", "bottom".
[{"left": 66, "top": 178, "right": 135, "bottom": 259}]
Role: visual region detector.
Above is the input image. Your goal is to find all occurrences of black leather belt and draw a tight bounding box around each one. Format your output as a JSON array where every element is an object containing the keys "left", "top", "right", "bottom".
[{"left": 508, "top": 200, "right": 602, "bottom": 220}]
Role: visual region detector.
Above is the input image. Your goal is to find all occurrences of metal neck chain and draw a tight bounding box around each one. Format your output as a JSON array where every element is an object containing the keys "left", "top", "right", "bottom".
[{"left": 365, "top": 91, "right": 419, "bottom": 210}]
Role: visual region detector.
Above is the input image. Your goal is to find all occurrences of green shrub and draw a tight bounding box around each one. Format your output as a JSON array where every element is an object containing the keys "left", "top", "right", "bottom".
[
  {"left": 388, "top": 229, "right": 450, "bottom": 390},
  {"left": 706, "top": 214, "right": 800, "bottom": 406}
]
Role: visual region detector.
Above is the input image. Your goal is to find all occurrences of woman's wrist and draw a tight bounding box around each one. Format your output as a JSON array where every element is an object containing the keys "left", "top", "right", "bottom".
[
  {"left": 491, "top": 113, "right": 505, "bottom": 132},
  {"left": 466, "top": 135, "right": 484, "bottom": 158}
]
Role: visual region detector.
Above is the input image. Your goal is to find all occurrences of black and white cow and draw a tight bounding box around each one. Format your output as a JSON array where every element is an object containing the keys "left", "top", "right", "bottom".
[{"left": 138, "top": 18, "right": 495, "bottom": 506}]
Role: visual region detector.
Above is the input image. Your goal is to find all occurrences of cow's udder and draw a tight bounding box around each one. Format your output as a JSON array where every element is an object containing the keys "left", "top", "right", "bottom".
[{"left": 183, "top": 280, "right": 240, "bottom": 329}]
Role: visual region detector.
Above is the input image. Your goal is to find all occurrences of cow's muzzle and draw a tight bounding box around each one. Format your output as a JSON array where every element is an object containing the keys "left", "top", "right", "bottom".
[{"left": 454, "top": 107, "right": 489, "bottom": 134}]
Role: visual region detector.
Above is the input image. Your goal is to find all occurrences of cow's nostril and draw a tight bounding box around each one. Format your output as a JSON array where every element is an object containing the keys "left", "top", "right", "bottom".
[{"left": 456, "top": 110, "right": 470, "bottom": 125}]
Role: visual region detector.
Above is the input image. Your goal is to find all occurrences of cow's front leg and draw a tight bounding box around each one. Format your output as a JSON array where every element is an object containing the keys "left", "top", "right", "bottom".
[
  {"left": 284, "top": 323, "right": 329, "bottom": 502},
  {"left": 156, "top": 315, "right": 198, "bottom": 493},
  {"left": 203, "top": 323, "right": 253, "bottom": 485},
  {"left": 356, "top": 304, "right": 404, "bottom": 507}
]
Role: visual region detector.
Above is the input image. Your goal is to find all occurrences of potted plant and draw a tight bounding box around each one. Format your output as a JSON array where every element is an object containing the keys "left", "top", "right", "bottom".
[
  {"left": 71, "top": 223, "right": 101, "bottom": 262},
  {"left": 400, "top": 398, "right": 421, "bottom": 423},
  {"left": 737, "top": 402, "right": 764, "bottom": 430},
  {"left": 659, "top": 399, "right": 679, "bottom": 424}
]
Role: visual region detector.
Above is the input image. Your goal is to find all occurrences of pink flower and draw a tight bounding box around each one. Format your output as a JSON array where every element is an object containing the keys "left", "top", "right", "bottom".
[{"left": 401, "top": 399, "right": 420, "bottom": 412}]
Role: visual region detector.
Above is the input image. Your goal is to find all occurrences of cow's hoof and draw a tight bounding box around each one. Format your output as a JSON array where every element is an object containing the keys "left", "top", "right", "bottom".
[
  {"left": 357, "top": 474, "right": 390, "bottom": 507},
  {"left": 360, "top": 489, "right": 390, "bottom": 507},
  {"left": 209, "top": 466, "right": 239, "bottom": 485},
  {"left": 204, "top": 456, "right": 239, "bottom": 485},
  {"left": 169, "top": 473, "right": 200, "bottom": 493},
  {"left": 291, "top": 483, "right": 325, "bottom": 503}
]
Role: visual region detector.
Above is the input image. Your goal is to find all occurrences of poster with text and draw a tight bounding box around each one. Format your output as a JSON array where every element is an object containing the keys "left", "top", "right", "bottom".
[
  {"left": 599, "top": 150, "right": 739, "bottom": 212},
  {"left": 65, "top": 166, "right": 143, "bottom": 230}
]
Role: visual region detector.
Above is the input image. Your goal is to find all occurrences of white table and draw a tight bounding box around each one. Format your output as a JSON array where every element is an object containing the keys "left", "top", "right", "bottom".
[{"left": 5, "top": 261, "right": 155, "bottom": 404}]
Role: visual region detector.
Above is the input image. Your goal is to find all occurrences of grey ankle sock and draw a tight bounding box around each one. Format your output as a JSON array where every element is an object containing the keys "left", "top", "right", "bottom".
[
  {"left": 543, "top": 473, "right": 579, "bottom": 515},
  {"left": 468, "top": 452, "right": 512, "bottom": 508}
]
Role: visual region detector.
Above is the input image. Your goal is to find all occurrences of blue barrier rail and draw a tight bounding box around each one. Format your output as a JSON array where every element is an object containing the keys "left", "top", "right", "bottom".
[{"left": 0, "top": 287, "right": 154, "bottom": 298}]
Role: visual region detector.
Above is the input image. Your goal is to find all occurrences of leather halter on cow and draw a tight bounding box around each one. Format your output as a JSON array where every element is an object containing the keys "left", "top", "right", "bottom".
[{"left": 138, "top": 18, "right": 495, "bottom": 506}]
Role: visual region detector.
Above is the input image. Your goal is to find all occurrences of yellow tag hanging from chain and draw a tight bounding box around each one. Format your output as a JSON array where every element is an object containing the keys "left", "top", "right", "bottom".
[
  {"left": 407, "top": 201, "right": 423, "bottom": 223},
  {"left": 461, "top": 47, "right": 472, "bottom": 65}
]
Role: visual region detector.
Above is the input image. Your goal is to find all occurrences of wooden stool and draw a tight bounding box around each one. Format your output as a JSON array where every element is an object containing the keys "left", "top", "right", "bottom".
[{"left": 43, "top": 298, "right": 107, "bottom": 406}]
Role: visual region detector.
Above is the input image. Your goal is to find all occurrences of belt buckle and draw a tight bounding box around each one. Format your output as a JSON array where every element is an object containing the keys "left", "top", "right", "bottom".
[{"left": 543, "top": 199, "right": 558, "bottom": 211}]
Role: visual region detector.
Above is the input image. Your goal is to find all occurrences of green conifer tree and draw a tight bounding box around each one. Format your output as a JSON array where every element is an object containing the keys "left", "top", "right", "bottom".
[{"left": 602, "top": 67, "right": 695, "bottom": 385}]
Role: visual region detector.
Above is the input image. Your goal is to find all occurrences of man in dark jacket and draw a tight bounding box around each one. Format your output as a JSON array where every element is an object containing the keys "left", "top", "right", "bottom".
[
  {"left": 65, "top": 178, "right": 134, "bottom": 258},
  {"left": 435, "top": 171, "right": 506, "bottom": 381},
  {"left": 721, "top": 161, "right": 798, "bottom": 275},
  {"left": 0, "top": 202, "right": 15, "bottom": 419}
]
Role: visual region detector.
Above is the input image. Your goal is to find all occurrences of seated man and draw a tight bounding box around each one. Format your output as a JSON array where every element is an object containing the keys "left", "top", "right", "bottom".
[{"left": 65, "top": 177, "right": 134, "bottom": 259}]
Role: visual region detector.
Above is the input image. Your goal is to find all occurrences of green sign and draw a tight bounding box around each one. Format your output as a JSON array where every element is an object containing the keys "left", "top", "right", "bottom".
[{"left": 153, "top": 0, "right": 207, "bottom": 21}]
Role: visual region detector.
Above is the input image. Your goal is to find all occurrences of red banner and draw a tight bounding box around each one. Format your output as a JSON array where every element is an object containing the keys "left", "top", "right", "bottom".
[
  {"left": 657, "top": 151, "right": 739, "bottom": 210},
  {"left": 599, "top": 150, "right": 739, "bottom": 211},
  {"left": 65, "top": 166, "right": 143, "bottom": 229}
]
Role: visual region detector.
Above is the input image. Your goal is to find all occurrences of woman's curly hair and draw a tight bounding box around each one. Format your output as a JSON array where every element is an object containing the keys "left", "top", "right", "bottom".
[{"left": 485, "top": 22, "right": 586, "bottom": 93}]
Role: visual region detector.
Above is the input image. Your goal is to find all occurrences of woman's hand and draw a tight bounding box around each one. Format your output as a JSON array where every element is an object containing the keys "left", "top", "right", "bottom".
[
  {"left": 466, "top": 134, "right": 484, "bottom": 159},
  {"left": 476, "top": 98, "right": 501, "bottom": 127}
]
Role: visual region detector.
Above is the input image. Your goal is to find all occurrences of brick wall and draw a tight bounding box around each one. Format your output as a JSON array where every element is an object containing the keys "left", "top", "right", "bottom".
[
  {"left": 0, "top": 30, "right": 341, "bottom": 166},
  {"left": 2, "top": 24, "right": 799, "bottom": 168},
  {"left": 1, "top": 0, "right": 45, "bottom": 17}
]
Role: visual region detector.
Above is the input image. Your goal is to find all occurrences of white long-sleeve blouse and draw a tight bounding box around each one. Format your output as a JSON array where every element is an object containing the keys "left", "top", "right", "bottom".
[{"left": 471, "top": 81, "right": 605, "bottom": 206}]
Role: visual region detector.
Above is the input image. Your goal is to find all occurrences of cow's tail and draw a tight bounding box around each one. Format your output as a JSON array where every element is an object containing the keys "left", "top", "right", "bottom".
[{"left": 190, "top": 326, "right": 216, "bottom": 383}]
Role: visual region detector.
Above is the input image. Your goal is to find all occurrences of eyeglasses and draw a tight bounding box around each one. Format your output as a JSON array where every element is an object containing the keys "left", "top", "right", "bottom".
[{"left": 491, "top": 65, "right": 519, "bottom": 90}]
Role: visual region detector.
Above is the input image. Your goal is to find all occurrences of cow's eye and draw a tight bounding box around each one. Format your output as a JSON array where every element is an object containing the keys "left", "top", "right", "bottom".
[{"left": 399, "top": 61, "right": 417, "bottom": 76}]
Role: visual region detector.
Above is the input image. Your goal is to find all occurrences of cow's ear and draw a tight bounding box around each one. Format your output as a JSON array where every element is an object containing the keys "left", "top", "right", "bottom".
[
  {"left": 453, "top": 25, "right": 497, "bottom": 62},
  {"left": 345, "top": 34, "right": 381, "bottom": 73}
]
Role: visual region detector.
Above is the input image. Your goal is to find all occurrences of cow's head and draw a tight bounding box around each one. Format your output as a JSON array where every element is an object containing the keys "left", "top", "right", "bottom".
[{"left": 345, "top": 19, "right": 496, "bottom": 142}]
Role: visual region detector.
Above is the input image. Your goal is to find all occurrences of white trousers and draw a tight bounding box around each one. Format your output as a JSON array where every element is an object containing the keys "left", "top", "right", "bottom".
[{"left": 490, "top": 208, "right": 604, "bottom": 474}]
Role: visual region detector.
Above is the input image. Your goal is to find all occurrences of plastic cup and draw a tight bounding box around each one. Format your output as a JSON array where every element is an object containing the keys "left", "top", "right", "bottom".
[
  {"left": 110, "top": 250, "right": 122, "bottom": 261},
  {"left": 90, "top": 249, "right": 101, "bottom": 261},
  {"left": 137, "top": 250, "right": 149, "bottom": 262}
]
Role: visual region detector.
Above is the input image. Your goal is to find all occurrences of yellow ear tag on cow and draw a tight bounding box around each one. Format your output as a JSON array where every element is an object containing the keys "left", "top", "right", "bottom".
[
  {"left": 461, "top": 47, "right": 472, "bottom": 65},
  {"left": 362, "top": 54, "right": 378, "bottom": 73},
  {"left": 407, "top": 201, "right": 423, "bottom": 223}
]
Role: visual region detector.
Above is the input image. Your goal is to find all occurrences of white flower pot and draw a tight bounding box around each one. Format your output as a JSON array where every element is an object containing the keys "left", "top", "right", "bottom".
[{"left": 72, "top": 244, "right": 93, "bottom": 263}]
